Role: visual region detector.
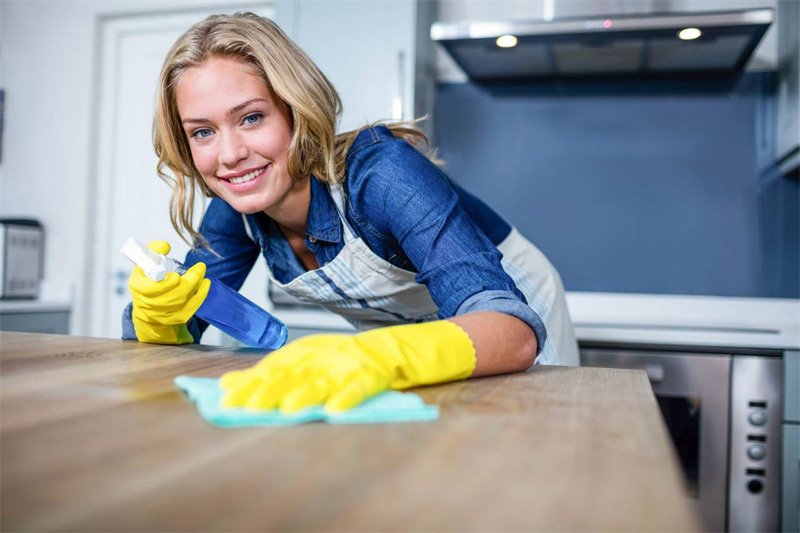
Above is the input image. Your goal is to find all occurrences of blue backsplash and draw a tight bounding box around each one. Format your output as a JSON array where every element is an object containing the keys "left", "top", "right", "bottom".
[{"left": 433, "top": 73, "right": 799, "bottom": 298}]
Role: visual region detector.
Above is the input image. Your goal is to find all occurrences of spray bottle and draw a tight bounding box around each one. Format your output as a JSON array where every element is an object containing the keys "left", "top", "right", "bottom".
[{"left": 120, "top": 237, "right": 287, "bottom": 349}]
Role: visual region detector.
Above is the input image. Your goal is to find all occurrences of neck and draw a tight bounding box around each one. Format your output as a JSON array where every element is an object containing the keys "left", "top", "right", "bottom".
[{"left": 264, "top": 176, "right": 311, "bottom": 235}]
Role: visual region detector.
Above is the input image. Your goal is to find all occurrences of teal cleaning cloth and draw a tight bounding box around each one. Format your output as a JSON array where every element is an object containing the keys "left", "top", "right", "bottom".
[{"left": 175, "top": 376, "right": 439, "bottom": 427}]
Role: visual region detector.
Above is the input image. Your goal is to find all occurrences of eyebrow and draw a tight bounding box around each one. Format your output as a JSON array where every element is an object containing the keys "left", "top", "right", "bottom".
[{"left": 181, "top": 98, "right": 268, "bottom": 125}]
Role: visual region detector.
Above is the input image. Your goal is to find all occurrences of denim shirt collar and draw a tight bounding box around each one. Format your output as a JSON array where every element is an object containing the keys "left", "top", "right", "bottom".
[{"left": 305, "top": 176, "right": 341, "bottom": 244}]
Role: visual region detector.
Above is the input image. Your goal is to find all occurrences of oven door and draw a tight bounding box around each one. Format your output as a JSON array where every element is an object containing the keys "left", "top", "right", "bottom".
[{"left": 581, "top": 348, "right": 731, "bottom": 532}]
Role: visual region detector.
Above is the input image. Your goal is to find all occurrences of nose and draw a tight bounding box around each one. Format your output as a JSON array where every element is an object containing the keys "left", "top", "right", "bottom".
[{"left": 218, "top": 129, "right": 248, "bottom": 169}]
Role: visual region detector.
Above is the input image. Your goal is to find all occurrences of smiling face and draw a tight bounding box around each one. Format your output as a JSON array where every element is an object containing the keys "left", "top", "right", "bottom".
[{"left": 176, "top": 56, "right": 307, "bottom": 219}]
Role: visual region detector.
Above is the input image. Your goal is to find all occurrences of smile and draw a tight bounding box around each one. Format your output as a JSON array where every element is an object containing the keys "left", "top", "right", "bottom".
[
  {"left": 226, "top": 166, "right": 266, "bottom": 184},
  {"left": 219, "top": 165, "right": 270, "bottom": 192}
]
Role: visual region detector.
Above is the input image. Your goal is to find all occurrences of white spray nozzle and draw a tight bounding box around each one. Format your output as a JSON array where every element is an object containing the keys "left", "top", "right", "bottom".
[{"left": 120, "top": 237, "right": 169, "bottom": 281}]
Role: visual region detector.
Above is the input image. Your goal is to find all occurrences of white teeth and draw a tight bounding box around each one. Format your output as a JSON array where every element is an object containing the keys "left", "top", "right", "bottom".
[{"left": 229, "top": 167, "right": 264, "bottom": 184}]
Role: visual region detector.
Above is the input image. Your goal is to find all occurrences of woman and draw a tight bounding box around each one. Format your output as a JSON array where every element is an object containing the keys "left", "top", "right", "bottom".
[{"left": 123, "top": 12, "right": 578, "bottom": 413}]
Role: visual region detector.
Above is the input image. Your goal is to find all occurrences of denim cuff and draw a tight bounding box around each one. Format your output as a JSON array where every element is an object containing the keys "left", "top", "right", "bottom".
[
  {"left": 454, "top": 290, "right": 548, "bottom": 356},
  {"left": 121, "top": 302, "right": 138, "bottom": 340}
]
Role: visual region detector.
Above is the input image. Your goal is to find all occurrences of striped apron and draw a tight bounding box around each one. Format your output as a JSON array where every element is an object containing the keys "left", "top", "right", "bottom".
[{"left": 261, "top": 185, "right": 579, "bottom": 366}]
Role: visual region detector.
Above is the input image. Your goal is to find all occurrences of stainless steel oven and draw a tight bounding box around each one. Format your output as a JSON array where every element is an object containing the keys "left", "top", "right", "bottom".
[{"left": 581, "top": 346, "right": 783, "bottom": 532}]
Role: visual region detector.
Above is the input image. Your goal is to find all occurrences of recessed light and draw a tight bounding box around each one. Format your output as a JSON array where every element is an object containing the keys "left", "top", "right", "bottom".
[
  {"left": 496, "top": 34, "right": 518, "bottom": 48},
  {"left": 678, "top": 27, "right": 702, "bottom": 40}
]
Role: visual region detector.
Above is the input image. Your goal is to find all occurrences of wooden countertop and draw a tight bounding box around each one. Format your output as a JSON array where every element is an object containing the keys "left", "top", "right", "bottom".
[{"left": 0, "top": 332, "right": 700, "bottom": 532}]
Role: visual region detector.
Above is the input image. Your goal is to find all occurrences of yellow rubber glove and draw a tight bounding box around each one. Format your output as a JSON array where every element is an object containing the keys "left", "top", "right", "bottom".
[
  {"left": 128, "top": 241, "right": 210, "bottom": 345},
  {"left": 219, "top": 320, "right": 476, "bottom": 413}
]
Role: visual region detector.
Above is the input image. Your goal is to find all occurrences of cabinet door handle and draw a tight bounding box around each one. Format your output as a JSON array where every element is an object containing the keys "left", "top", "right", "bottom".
[
  {"left": 113, "top": 269, "right": 130, "bottom": 296},
  {"left": 644, "top": 364, "right": 665, "bottom": 383}
]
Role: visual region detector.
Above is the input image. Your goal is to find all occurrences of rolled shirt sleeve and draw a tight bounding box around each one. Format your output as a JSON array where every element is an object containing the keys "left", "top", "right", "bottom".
[
  {"left": 346, "top": 132, "right": 547, "bottom": 354},
  {"left": 455, "top": 291, "right": 548, "bottom": 355}
]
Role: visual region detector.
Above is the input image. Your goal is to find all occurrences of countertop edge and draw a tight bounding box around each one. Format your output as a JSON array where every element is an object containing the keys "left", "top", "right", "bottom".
[{"left": 269, "top": 292, "right": 800, "bottom": 351}]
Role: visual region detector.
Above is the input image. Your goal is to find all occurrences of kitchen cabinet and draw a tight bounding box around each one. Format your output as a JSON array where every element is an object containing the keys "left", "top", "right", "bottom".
[
  {"left": 776, "top": 0, "right": 800, "bottom": 176},
  {"left": 290, "top": 0, "right": 436, "bottom": 134},
  {"left": 0, "top": 301, "right": 71, "bottom": 335},
  {"left": 0, "top": 312, "right": 70, "bottom": 335}
]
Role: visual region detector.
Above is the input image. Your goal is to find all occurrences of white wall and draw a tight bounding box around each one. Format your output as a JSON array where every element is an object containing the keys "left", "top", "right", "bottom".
[{"left": 0, "top": 0, "right": 276, "bottom": 335}]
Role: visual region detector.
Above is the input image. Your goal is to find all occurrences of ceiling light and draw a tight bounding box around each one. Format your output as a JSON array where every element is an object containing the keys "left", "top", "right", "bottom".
[
  {"left": 496, "top": 35, "right": 518, "bottom": 48},
  {"left": 678, "top": 27, "right": 702, "bottom": 40}
]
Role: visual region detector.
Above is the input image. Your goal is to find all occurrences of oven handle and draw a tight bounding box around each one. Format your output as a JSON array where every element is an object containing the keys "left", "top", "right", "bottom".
[{"left": 644, "top": 364, "right": 665, "bottom": 383}]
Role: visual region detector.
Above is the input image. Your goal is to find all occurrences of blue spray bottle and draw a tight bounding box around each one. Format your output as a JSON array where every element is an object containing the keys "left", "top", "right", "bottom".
[{"left": 121, "top": 238, "right": 287, "bottom": 349}]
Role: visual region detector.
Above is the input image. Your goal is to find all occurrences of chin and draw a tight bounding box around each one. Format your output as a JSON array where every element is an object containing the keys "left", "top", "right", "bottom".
[{"left": 226, "top": 196, "right": 271, "bottom": 215}]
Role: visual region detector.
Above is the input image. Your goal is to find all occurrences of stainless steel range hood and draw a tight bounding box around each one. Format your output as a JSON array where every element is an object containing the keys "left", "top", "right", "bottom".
[{"left": 431, "top": 9, "right": 774, "bottom": 82}]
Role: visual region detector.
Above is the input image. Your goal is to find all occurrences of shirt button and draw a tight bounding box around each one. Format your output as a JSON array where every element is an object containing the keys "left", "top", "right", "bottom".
[{"left": 308, "top": 236, "right": 317, "bottom": 243}]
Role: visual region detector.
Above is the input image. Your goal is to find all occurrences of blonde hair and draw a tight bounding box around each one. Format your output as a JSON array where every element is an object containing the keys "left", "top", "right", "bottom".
[{"left": 154, "top": 12, "right": 435, "bottom": 248}]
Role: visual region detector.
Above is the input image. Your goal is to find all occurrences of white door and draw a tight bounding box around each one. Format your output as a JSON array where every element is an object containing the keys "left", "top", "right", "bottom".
[{"left": 89, "top": 6, "right": 275, "bottom": 342}]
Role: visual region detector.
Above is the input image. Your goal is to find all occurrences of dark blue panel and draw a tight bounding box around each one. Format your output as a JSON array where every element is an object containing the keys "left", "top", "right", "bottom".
[{"left": 433, "top": 73, "right": 799, "bottom": 297}]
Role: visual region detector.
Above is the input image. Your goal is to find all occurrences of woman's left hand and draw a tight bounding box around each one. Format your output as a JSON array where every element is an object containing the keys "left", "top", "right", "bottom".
[{"left": 218, "top": 320, "right": 477, "bottom": 413}]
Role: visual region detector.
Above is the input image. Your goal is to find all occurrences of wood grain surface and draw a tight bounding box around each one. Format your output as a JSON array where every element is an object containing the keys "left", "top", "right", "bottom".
[{"left": 0, "top": 331, "right": 701, "bottom": 531}]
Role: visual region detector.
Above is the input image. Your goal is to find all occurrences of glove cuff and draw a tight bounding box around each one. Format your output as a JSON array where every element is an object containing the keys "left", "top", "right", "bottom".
[
  {"left": 355, "top": 320, "right": 476, "bottom": 389},
  {"left": 133, "top": 319, "right": 194, "bottom": 345}
]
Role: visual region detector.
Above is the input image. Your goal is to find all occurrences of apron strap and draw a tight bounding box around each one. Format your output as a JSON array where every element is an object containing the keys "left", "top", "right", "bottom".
[
  {"left": 241, "top": 214, "right": 256, "bottom": 243},
  {"left": 328, "top": 184, "right": 358, "bottom": 244}
]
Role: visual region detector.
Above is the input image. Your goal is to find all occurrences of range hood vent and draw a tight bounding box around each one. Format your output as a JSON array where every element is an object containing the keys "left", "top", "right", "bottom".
[{"left": 431, "top": 9, "right": 773, "bottom": 82}]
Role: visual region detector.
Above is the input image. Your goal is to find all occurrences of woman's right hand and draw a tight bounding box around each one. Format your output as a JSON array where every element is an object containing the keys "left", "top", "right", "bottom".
[{"left": 128, "top": 241, "right": 211, "bottom": 345}]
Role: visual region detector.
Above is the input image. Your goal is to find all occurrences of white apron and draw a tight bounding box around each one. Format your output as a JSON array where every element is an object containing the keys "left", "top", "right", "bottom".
[{"left": 256, "top": 186, "right": 579, "bottom": 366}]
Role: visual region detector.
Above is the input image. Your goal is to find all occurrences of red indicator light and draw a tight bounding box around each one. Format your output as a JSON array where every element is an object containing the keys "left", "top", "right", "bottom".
[{"left": 604, "top": 19, "right": 613, "bottom": 28}]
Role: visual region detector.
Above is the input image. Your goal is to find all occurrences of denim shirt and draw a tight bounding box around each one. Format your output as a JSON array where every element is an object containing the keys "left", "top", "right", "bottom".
[{"left": 123, "top": 126, "right": 546, "bottom": 353}]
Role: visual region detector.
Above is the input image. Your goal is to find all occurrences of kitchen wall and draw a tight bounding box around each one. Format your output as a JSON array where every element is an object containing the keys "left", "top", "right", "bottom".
[
  {"left": 430, "top": 0, "right": 797, "bottom": 299},
  {"left": 1, "top": 0, "right": 796, "bottom": 339},
  {"left": 433, "top": 73, "right": 799, "bottom": 298}
]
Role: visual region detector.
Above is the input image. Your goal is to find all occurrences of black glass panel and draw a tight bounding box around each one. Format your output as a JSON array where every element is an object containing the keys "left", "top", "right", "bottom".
[{"left": 657, "top": 395, "right": 700, "bottom": 497}]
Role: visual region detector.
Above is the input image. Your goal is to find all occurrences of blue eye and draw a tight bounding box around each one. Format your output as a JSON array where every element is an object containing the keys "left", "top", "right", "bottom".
[
  {"left": 192, "top": 128, "right": 213, "bottom": 139},
  {"left": 243, "top": 113, "right": 263, "bottom": 125}
]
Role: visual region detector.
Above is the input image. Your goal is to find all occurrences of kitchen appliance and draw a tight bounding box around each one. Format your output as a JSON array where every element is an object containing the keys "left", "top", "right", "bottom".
[
  {"left": 0, "top": 219, "right": 44, "bottom": 299},
  {"left": 431, "top": 8, "right": 773, "bottom": 82},
  {"left": 581, "top": 345, "right": 783, "bottom": 531}
]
